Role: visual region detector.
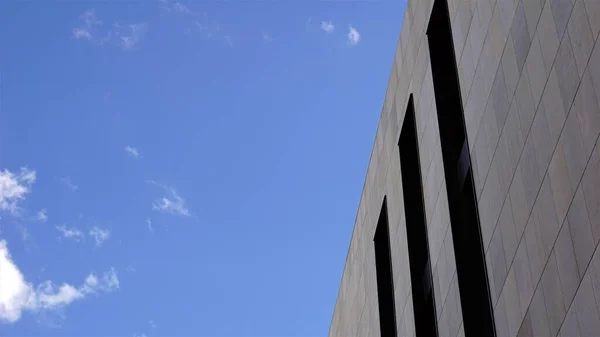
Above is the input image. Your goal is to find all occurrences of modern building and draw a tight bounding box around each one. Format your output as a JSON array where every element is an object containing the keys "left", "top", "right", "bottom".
[{"left": 329, "top": 0, "right": 600, "bottom": 336}]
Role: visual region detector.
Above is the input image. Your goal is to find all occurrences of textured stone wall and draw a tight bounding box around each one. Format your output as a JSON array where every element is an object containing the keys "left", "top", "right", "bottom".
[{"left": 329, "top": 0, "right": 600, "bottom": 336}]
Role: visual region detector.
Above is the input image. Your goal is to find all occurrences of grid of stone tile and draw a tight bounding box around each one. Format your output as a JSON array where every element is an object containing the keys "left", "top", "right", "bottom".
[
  {"left": 458, "top": 0, "right": 600, "bottom": 336},
  {"left": 331, "top": 0, "right": 600, "bottom": 336},
  {"left": 330, "top": 1, "right": 462, "bottom": 336},
  {"left": 329, "top": 0, "right": 462, "bottom": 335}
]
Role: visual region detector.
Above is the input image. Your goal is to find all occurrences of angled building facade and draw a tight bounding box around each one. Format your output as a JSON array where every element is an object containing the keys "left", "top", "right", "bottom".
[{"left": 330, "top": 0, "right": 600, "bottom": 336}]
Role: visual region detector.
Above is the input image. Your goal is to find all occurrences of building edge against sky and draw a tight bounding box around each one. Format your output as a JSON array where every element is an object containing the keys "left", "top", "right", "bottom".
[{"left": 330, "top": 0, "right": 600, "bottom": 336}]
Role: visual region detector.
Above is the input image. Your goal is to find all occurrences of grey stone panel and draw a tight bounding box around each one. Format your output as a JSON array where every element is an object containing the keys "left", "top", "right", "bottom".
[
  {"left": 529, "top": 284, "right": 552, "bottom": 337},
  {"left": 494, "top": 291, "right": 510, "bottom": 337},
  {"left": 554, "top": 220, "right": 581, "bottom": 309},
  {"left": 548, "top": 138, "right": 574, "bottom": 225},
  {"left": 524, "top": 0, "right": 543, "bottom": 40},
  {"left": 568, "top": 186, "right": 595, "bottom": 278},
  {"left": 512, "top": 0, "right": 531, "bottom": 73},
  {"left": 582, "top": 147, "right": 600, "bottom": 243},
  {"left": 549, "top": 0, "right": 574, "bottom": 41},
  {"left": 559, "top": 303, "right": 581, "bottom": 337},
  {"left": 514, "top": 238, "right": 535, "bottom": 315},
  {"left": 567, "top": 0, "right": 594, "bottom": 78},
  {"left": 584, "top": 0, "right": 600, "bottom": 39},
  {"left": 541, "top": 251, "right": 566, "bottom": 337},
  {"left": 517, "top": 310, "right": 533, "bottom": 337},
  {"left": 554, "top": 32, "right": 580, "bottom": 114},
  {"left": 573, "top": 272, "right": 600, "bottom": 336},
  {"left": 538, "top": 1, "right": 560, "bottom": 75},
  {"left": 573, "top": 68, "right": 600, "bottom": 158},
  {"left": 490, "top": 222, "right": 509, "bottom": 298}
]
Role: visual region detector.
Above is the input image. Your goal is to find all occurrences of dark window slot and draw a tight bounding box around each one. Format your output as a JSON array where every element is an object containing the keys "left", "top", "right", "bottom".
[
  {"left": 426, "top": 0, "right": 496, "bottom": 336},
  {"left": 374, "top": 198, "right": 398, "bottom": 337},
  {"left": 399, "top": 95, "right": 439, "bottom": 337}
]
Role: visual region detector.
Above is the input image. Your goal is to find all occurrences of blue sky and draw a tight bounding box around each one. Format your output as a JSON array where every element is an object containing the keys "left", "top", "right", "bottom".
[{"left": 0, "top": 0, "right": 405, "bottom": 335}]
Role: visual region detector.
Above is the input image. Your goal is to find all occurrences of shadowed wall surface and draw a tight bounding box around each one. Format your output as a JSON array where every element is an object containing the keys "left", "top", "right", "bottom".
[{"left": 330, "top": 0, "right": 600, "bottom": 336}]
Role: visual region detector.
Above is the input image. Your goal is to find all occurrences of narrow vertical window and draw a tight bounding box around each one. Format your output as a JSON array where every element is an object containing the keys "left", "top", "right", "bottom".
[
  {"left": 399, "top": 95, "right": 438, "bottom": 337},
  {"left": 426, "top": 0, "right": 496, "bottom": 336},
  {"left": 374, "top": 198, "right": 397, "bottom": 337}
]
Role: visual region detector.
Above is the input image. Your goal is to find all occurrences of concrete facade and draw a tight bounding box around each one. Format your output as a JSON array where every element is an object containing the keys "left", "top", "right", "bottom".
[{"left": 329, "top": 0, "right": 600, "bottom": 336}]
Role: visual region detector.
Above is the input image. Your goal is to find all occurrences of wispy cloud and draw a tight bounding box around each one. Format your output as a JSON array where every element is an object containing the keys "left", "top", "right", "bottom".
[
  {"left": 0, "top": 167, "right": 36, "bottom": 215},
  {"left": 173, "top": 2, "right": 192, "bottom": 14},
  {"left": 82, "top": 10, "right": 102, "bottom": 28},
  {"left": 149, "top": 320, "right": 157, "bottom": 328},
  {"left": 0, "top": 240, "right": 119, "bottom": 323},
  {"left": 20, "top": 226, "right": 30, "bottom": 243},
  {"left": 159, "top": 0, "right": 192, "bottom": 15},
  {"left": 89, "top": 226, "right": 110, "bottom": 246},
  {"left": 224, "top": 35, "right": 233, "bottom": 47},
  {"left": 35, "top": 209, "right": 47, "bottom": 223},
  {"left": 60, "top": 177, "right": 78, "bottom": 192},
  {"left": 72, "top": 10, "right": 102, "bottom": 40},
  {"left": 194, "top": 18, "right": 222, "bottom": 40},
  {"left": 72, "top": 10, "right": 147, "bottom": 51},
  {"left": 147, "top": 181, "right": 191, "bottom": 217},
  {"left": 160, "top": 1, "right": 230, "bottom": 45},
  {"left": 146, "top": 217, "right": 154, "bottom": 233},
  {"left": 73, "top": 29, "right": 92, "bottom": 40},
  {"left": 118, "top": 23, "right": 147, "bottom": 51},
  {"left": 347, "top": 25, "right": 360, "bottom": 45},
  {"left": 125, "top": 146, "right": 141, "bottom": 159},
  {"left": 158, "top": 0, "right": 170, "bottom": 11},
  {"left": 321, "top": 21, "right": 335, "bottom": 33},
  {"left": 56, "top": 225, "right": 84, "bottom": 242},
  {"left": 262, "top": 32, "right": 273, "bottom": 42}
]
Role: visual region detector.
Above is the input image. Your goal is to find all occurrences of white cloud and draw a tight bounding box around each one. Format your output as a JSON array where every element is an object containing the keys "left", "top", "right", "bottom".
[
  {"left": 73, "top": 28, "right": 92, "bottom": 40},
  {"left": 321, "top": 21, "right": 335, "bottom": 33},
  {"left": 83, "top": 274, "right": 97, "bottom": 289},
  {"left": 347, "top": 25, "right": 360, "bottom": 45},
  {"left": 73, "top": 10, "right": 102, "bottom": 40},
  {"left": 147, "top": 181, "right": 191, "bottom": 217},
  {"left": 75, "top": 268, "right": 119, "bottom": 296},
  {"left": 125, "top": 146, "right": 141, "bottom": 159},
  {"left": 0, "top": 240, "right": 119, "bottom": 323},
  {"left": 0, "top": 240, "right": 36, "bottom": 322},
  {"left": 35, "top": 209, "right": 47, "bottom": 223},
  {"left": 146, "top": 218, "right": 153, "bottom": 233},
  {"left": 56, "top": 225, "right": 84, "bottom": 242},
  {"left": 100, "top": 268, "right": 119, "bottom": 290},
  {"left": 149, "top": 320, "right": 156, "bottom": 328},
  {"left": 60, "top": 176, "right": 78, "bottom": 192},
  {"left": 0, "top": 168, "right": 36, "bottom": 215},
  {"left": 35, "top": 282, "right": 83, "bottom": 309},
  {"left": 89, "top": 227, "right": 110, "bottom": 246},
  {"left": 119, "top": 23, "right": 147, "bottom": 50}
]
